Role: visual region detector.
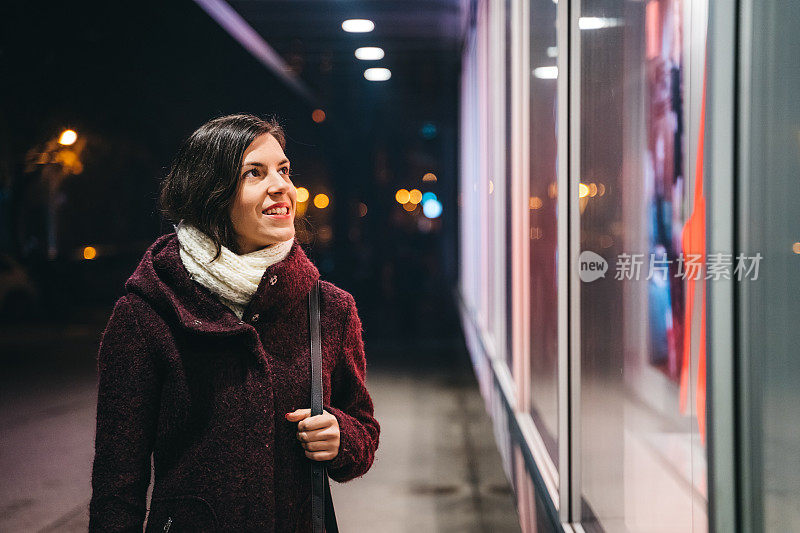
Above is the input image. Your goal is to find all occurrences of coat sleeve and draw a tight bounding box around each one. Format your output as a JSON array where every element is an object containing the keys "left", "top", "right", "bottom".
[
  {"left": 324, "top": 294, "right": 380, "bottom": 483},
  {"left": 88, "top": 296, "right": 161, "bottom": 532}
]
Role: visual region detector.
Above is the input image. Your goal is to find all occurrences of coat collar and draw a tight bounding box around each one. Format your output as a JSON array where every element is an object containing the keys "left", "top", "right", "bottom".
[{"left": 125, "top": 232, "right": 320, "bottom": 335}]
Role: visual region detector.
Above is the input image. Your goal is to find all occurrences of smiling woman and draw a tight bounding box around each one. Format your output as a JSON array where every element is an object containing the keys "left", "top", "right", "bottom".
[
  {"left": 229, "top": 129, "right": 297, "bottom": 254},
  {"left": 158, "top": 113, "right": 291, "bottom": 258},
  {"left": 88, "top": 113, "right": 379, "bottom": 532}
]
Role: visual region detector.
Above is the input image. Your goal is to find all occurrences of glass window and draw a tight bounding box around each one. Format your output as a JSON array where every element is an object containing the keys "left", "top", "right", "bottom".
[
  {"left": 577, "top": 0, "right": 707, "bottom": 530},
  {"left": 528, "top": 0, "right": 560, "bottom": 467},
  {"left": 505, "top": 0, "right": 515, "bottom": 370},
  {"left": 739, "top": 0, "right": 800, "bottom": 528}
]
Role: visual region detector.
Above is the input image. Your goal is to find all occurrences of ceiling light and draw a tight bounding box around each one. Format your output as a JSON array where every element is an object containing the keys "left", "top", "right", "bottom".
[
  {"left": 355, "top": 47, "right": 384, "bottom": 60},
  {"left": 578, "top": 17, "right": 623, "bottom": 30},
  {"left": 342, "top": 19, "right": 375, "bottom": 33},
  {"left": 364, "top": 67, "right": 391, "bottom": 81},
  {"left": 533, "top": 66, "right": 558, "bottom": 79}
]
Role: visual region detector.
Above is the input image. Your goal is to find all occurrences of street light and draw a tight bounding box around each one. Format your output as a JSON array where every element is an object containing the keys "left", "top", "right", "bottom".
[
  {"left": 25, "top": 128, "right": 85, "bottom": 259},
  {"left": 58, "top": 129, "right": 78, "bottom": 146}
]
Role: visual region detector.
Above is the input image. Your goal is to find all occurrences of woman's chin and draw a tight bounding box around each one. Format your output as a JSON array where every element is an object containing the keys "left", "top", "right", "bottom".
[{"left": 262, "top": 226, "right": 294, "bottom": 242}]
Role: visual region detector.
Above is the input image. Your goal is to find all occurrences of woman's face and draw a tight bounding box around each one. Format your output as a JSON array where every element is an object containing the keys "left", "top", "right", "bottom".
[{"left": 229, "top": 133, "right": 296, "bottom": 254}]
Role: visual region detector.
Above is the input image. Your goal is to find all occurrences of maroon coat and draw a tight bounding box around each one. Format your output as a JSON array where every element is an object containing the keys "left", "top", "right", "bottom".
[{"left": 88, "top": 232, "right": 380, "bottom": 532}]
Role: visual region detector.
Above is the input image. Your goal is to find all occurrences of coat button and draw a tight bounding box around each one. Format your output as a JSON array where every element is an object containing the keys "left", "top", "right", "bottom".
[
  {"left": 238, "top": 320, "right": 244, "bottom": 325},
  {"left": 269, "top": 275, "right": 278, "bottom": 285},
  {"left": 251, "top": 313, "right": 260, "bottom": 322},
  {"left": 193, "top": 319, "right": 201, "bottom": 326}
]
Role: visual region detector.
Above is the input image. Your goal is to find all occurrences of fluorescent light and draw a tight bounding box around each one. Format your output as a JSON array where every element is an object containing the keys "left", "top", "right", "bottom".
[
  {"left": 364, "top": 67, "right": 391, "bottom": 81},
  {"left": 578, "top": 17, "right": 623, "bottom": 30},
  {"left": 546, "top": 46, "right": 558, "bottom": 58},
  {"left": 533, "top": 66, "right": 558, "bottom": 79},
  {"left": 355, "top": 47, "right": 384, "bottom": 60},
  {"left": 342, "top": 19, "right": 374, "bottom": 33}
]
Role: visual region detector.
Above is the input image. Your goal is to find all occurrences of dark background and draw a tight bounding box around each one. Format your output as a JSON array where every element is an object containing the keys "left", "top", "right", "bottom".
[{"left": 0, "top": 0, "right": 465, "bottom": 344}]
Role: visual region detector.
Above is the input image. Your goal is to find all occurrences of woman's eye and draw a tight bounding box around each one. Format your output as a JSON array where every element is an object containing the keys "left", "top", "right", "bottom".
[
  {"left": 244, "top": 169, "right": 258, "bottom": 178},
  {"left": 280, "top": 167, "right": 290, "bottom": 176}
]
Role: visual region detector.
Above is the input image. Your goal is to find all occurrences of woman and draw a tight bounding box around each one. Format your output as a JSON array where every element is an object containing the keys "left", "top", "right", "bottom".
[{"left": 88, "top": 114, "right": 380, "bottom": 532}]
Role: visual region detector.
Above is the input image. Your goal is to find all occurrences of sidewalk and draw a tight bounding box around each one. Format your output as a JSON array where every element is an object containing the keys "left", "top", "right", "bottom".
[{"left": 0, "top": 312, "right": 519, "bottom": 532}]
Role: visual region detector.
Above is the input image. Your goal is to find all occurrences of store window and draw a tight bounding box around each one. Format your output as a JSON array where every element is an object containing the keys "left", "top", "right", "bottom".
[
  {"left": 577, "top": 0, "right": 708, "bottom": 530},
  {"left": 528, "top": 0, "right": 560, "bottom": 468},
  {"left": 504, "top": 0, "right": 515, "bottom": 370}
]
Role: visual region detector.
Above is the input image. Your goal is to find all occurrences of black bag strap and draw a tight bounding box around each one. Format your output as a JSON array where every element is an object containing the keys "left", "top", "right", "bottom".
[{"left": 309, "top": 280, "right": 338, "bottom": 533}]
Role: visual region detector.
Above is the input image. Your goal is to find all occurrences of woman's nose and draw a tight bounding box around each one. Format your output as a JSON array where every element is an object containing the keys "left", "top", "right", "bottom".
[{"left": 265, "top": 171, "right": 290, "bottom": 193}]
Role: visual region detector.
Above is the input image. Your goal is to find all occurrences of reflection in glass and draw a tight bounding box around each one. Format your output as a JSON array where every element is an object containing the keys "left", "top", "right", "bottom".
[
  {"left": 528, "top": 0, "right": 560, "bottom": 467},
  {"left": 578, "top": 0, "right": 707, "bottom": 530},
  {"left": 505, "top": 0, "right": 514, "bottom": 370}
]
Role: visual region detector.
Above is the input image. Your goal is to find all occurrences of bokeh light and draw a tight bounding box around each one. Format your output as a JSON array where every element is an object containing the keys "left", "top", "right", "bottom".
[
  {"left": 313, "top": 193, "right": 329, "bottom": 208},
  {"left": 422, "top": 198, "right": 442, "bottom": 218},
  {"left": 311, "top": 109, "right": 326, "bottom": 123},
  {"left": 59, "top": 129, "right": 77, "bottom": 146}
]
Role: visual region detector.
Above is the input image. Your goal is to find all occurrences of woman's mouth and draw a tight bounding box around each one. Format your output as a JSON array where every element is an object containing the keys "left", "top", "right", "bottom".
[{"left": 262, "top": 205, "right": 291, "bottom": 219}]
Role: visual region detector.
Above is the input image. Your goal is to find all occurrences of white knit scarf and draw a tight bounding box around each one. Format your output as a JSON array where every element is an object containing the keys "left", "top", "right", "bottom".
[{"left": 175, "top": 220, "right": 294, "bottom": 319}]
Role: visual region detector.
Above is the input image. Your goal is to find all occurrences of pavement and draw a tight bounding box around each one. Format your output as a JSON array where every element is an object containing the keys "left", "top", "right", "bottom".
[{"left": 0, "top": 301, "right": 520, "bottom": 532}]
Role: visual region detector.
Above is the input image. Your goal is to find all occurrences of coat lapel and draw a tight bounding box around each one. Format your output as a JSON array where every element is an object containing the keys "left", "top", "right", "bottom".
[{"left": 126, "top": 232, "right": 320, "bottom": 336}]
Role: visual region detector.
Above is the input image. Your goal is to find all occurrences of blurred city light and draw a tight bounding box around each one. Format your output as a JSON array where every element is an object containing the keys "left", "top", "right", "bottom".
[
  {"left": 422, "top": 172, "right": 437, "bottom": 182},
  {"left": 529, "top": 196, "right": 543, "bottom": 209},
  {"left": 342, "top": 19, "right": 374, "bottom": 33},
  {"left": 420, "top": 122, "right": 438, "bottom": 139},
  {"left": 578, "top": 17, "right": 624, "bottom": 30},
  {"left": 311, "top": 109, "right": 326, "bottom": 123},
  {"left": 58, "top": 129, "right": 78, "bottom": 146},
  {"left": 579, "top": 183, "right": 590, "bottom": 198},
  {"left": 358, "top": 202, "right": 368, "bottom": 217},
  {"left": 83, "top": 246, "right": 97, "bottom": 260},
  {"left": 318, "top": 225, "right": 333, "bottom": 242},
  {"left": 402, "top": 202, "right": 416, "bottom": 212},
  {"left": 533, "top": 66, "right": 558, "bottom": 79},
  {"left": 408, "top": 189, "right": 422, "bottom": 204},
  {"left": 395, "top": 188, "right": 410, "bottom": 204},
  {"left": 364, "top": 67, "right": 391, "bottom": 81},
  {"left": 421, "top": 192, "right": 437, "bottom": 203},
  {"left": 313, "top": 193, "right": 329, "bottom": 208},
  {"left": 355, "top": 47, "right": 384, "bottom": 60},
  {"left": 296, "top": 186, "right": 309, "bottom": 202},
  {"left": 422, "top": 198, "right": 443, "bottom": 219}
]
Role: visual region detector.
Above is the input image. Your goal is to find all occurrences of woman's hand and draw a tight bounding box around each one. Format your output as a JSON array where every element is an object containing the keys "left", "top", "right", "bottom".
[{"left": 285, "top": 409, "right": 340, "bottom": 461}]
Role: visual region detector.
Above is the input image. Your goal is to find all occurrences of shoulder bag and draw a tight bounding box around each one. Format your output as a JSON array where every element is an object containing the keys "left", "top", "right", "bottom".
[{"left": 308, "top": 279, "right": 339, "bottom": 533}]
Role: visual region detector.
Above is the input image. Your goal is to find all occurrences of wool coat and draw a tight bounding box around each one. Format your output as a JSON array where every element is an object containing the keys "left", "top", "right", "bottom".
[{"left": 88, "top": 232, "right": 380, "bottom": 532}]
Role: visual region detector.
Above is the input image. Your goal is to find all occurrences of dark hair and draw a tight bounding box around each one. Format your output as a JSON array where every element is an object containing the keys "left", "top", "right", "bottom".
[{"left": 159, "top": 113, "right": 287, "bottom": 260}]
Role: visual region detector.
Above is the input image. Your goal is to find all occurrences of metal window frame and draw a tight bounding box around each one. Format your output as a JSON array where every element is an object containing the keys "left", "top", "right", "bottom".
[
  {"left": 565, "top": 0, "right": 582, "bottom": 524},
  {"left": 705, "top": 0, "right": 739, "bottom": 531},
  {"left": 489, "top": 0, "right": 508, "bottom": 364}
]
